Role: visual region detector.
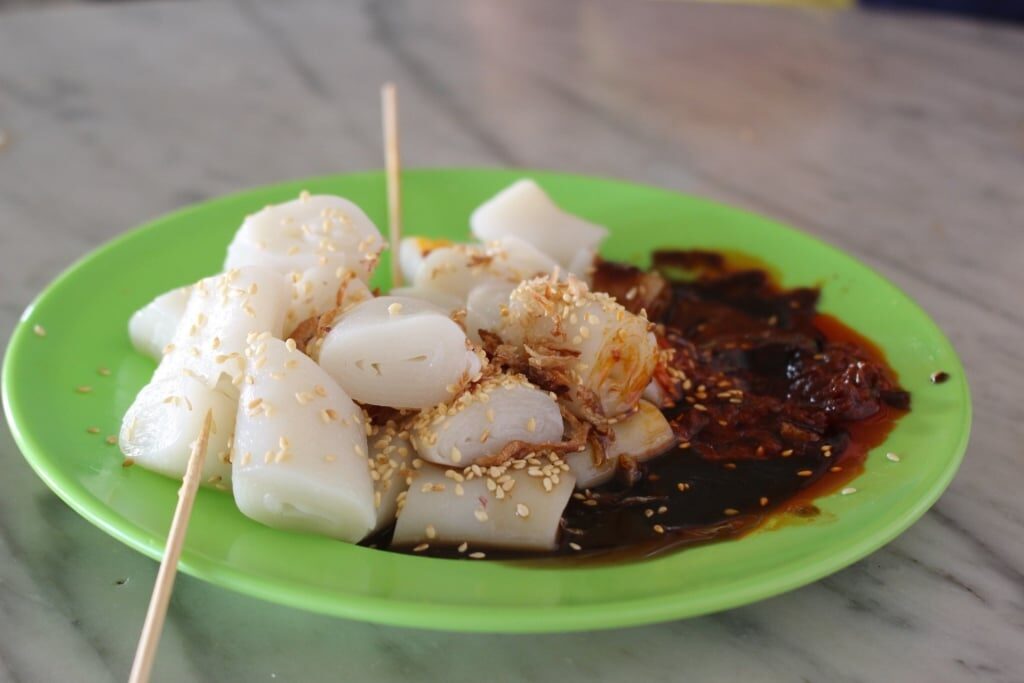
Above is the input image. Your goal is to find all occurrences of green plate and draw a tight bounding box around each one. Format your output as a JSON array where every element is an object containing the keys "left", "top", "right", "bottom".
[{"left": 2, "top": 169, "right": 970, "bottom": 632}]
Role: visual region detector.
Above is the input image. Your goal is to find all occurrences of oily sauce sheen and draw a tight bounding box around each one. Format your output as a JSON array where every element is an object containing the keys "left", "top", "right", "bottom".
[{"left": 374, "top": 250, "right": 910, "bottom": 561}]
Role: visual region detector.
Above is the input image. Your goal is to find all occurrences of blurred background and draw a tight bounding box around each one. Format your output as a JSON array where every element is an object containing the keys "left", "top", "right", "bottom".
[{"left": 1, "top": 0, "right": 1023, "bottom": 20}]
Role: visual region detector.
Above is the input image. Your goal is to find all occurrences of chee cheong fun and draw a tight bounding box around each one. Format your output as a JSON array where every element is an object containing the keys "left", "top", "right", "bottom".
[{"left": 120, "top": 178, "right": 910, "bottom": 560}]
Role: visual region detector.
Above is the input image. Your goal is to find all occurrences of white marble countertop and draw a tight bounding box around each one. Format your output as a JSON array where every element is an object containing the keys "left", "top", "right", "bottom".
[{"left": 1, "top": 1, "right": 1022, "bottom": 681}]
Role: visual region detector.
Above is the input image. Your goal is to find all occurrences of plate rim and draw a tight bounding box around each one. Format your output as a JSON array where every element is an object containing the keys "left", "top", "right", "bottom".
[{"left": 1, "top": 168, "right": 972, "bottom": 632}]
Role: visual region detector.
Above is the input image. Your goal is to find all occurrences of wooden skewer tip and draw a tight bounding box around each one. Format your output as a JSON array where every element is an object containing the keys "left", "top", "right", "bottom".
[{"left": 128, "top": 410, "right": 214, "bottom": 683}]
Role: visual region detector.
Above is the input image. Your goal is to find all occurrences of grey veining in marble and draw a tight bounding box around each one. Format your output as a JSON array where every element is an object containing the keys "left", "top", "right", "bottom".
[{"left": 1, "top": 1, "right": 1022, "bottom": 681}]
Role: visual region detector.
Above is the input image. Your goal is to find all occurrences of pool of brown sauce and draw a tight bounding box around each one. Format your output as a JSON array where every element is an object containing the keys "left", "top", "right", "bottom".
[{"left": 369, "top": 250, "right": 910, "bottom": 561}]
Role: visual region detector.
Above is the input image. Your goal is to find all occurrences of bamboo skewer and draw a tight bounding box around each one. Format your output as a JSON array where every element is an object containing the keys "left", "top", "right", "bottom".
[
  {"left": 381, "top": 82, "right": 403, "bottom": 289},
  {"left": 128, "top": 410, "right": 214, "bottom": 683}
]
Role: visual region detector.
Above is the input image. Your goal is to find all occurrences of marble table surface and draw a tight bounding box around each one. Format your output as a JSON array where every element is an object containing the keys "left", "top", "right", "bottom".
[{"left": 1, "top": 1, "right": 1022, "bottom": 681}]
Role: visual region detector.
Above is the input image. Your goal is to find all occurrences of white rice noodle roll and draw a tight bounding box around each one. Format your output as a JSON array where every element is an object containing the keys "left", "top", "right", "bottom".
[
  {"left": 367, "top": 418, "right": 416, "bottom": 532},
  {"left": 411, "top": 236, "right": 557, "bottom": 303},
  {"left": 398, "top": 236, "right": 453, "bottom": 288},
  {"left": 470, "top": 179, "right": 608, "bottom": 268},
  {"left": 643, "top": 379, "right": 672, "bottom": 408},
  {"left": 565, "top": 400, "right": 676, "bottom": 489},
  {"left": 464, "top": 280, "right": 516, "bottom": 344},
  {"left": 129, "top": 286, "right": 192, "bottom": 360},
  {"left": 410, "top": 373, "right": 563, "bottom": 467},
  {"left": 231, "top": 338, "right": 376, "bottom": 542},
  {"left": 168, "top": 266, "right": 289, "bottom": 388},
  {"left": 317, "top": 296, "right": 483, "bottom": 410},
  {"left": 285, "top": 266, "right": 373, "bottom": 333},
  {"left": 568, "top": 247, "right": 597, "bottom": 283},
  {"left": 119, "top": 355, "right": 236, "bottom": 488},
  {"left": 387, "top": 286, "right": 464, "bottom": 314},
  {"left": 504, "top": 275, "right": 657, "bottom": 419},
  {"left": 392, "top": 457, "right": 575, "bottom": 552},
  {"left": 224, "top": 193, "right": 384, "bottom": 283}
]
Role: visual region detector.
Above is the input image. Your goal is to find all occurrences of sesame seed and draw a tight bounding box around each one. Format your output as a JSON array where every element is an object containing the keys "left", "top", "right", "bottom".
[
  {"left": 413, "top": 543, "right": 429, "bottom": 553},
  {"left": 569, "top": 542, "right": 582, "bottom": 551},
  {"left": 387, "top": 302, "right": 403, "bottom": 316},
  {"left": 693, "top": 404, "right": 708, "bottom": 412},
  {"left": 526, "top": 417, "right": 537, "bottom": 433},
  {"left": 425, "top": 524, "right": 437, "bottom": 539},
  {"left": 653, "top": 524, "right": 665, "bottom": 534},
  {"left": 450, "top": 446, "right": 462, "bottom": 464},
  {"left": 75, "top": 385, "right": 93, "bottom": 394},
  {"left": 516, "top": 503, "right": 530, "bottom": 518},
  {"left": 759, "top": 497, "right": 769, "bottom": 507},
  {"left": 657, "top": 506, "right": 668, "bottom": 514},
  {"left": 676, "top": 482, "right": 688, "bottom": 492},
  {"left": 455, "top": 484, "right": 465, "bottom": 496},
  {"left": 797, "top": 470, "right": 813, "bottom": 477},
  {"left": 468, "top": 552, "right": 486, "bottom": 559},
  {"left": 724, "top": 508, "right": 739, "bottom": 516},
  {"left": 841, "top": 487, "right": 857, "bottom": 495},
  {"left": 32, "top": 324, "right": 46, "bottom": 337},
  {"left": 474, "top": 509, "right": 488, "bottom": 522},
  {"left": 781, "top": 449, "right": 794, "bottom": 457},
  {"left": 285, "top": 338, "right": 297, "bottom": 352},
  {"left": 121, "top": 458, "right": 135, "bottom": 468},
  {"left": 97, "top": 366, "right": 111, "bottom": 377},
  {"left": 105, "top": 435, "right": 117, "bottom": 445},
  {"left": 886, "top": 452, "right": 901, "bottom": 462},
  {"left": 457, "top": 542, "right": 468, "bottom": 553}
]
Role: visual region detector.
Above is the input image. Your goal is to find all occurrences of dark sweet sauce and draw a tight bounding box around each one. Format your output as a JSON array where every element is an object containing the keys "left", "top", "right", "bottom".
[{"left": 372, "top": 251, "right": 909, "bottom": 561}]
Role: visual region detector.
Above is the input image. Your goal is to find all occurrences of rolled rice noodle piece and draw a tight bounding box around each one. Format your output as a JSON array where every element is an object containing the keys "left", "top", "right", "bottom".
[
  {"left": 411, "top": 236, "right": 557, "bottom": 303},
  {"left": 565, "top": 400, "right": 676, "bottom": 488},
  {"left": 392, "top": 454, "right": 576, "bottom": 552},
  {"left": 387, "top": 286, "right": 464, "bottom": 314},
  {"left": 504, "top": 275, "right": 657, "bottom": 419},
  {"left": 410, "top": 372, "right": 563, "bottom": 467},
  {"left": 284, "top": 266, "right": 373, "bottom": 334},
  {"left": 224, "top": 193, "right": 384, "bottom": 283},
  {"left": 464, "top": 280, "right": 515, "bottom": 344},
  {"left": 317, "top": 296, "right": 483, "bottom": 410},
  {"left": 167, "top": 266, "right": 289, "bottom": 388},
  {"left": 128, "top": 286, "right": 193, "bottom": 360},
  {"left": 119, "top": 355, "right": 236, "bottom": 488},
  {"left": 398, "top": 236, "right": 453, "bottom": 287},
  {"left": 642, "top": 379, "right": 671, "bottom": 408},
  {"left": 470, "top": 179, "right": 608, "bottom": 269},
  {"left": 567, "top": 247, "right": 597, "bottom": 283},
  {"left": 367, "top": 418, "right": 416, "bottom": 532},
  {"left": 231, "top": 338, "right": 376, "bottom": 542}
]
